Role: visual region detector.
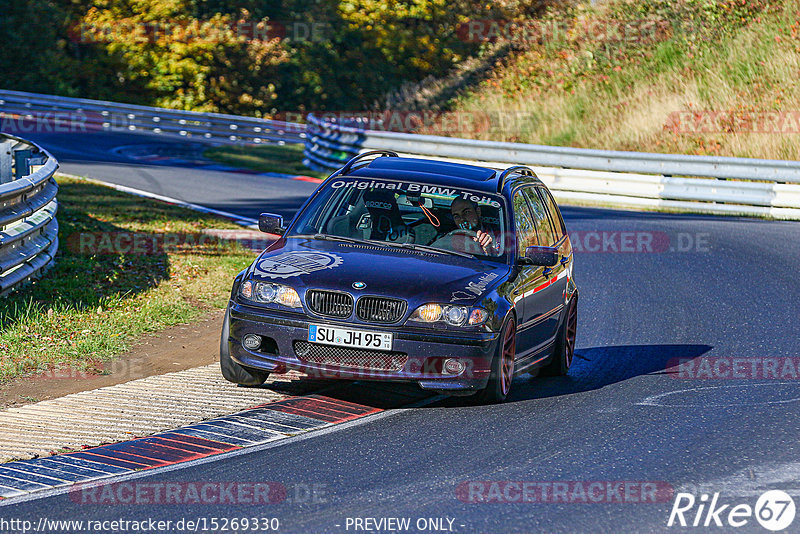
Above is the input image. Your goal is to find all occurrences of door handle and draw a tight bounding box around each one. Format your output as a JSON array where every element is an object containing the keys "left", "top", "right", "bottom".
[
  {"left": 542, "top": 267, "right": 553, "bottom": 277},
  {"left": 560, "top": 256, "right": 570, "bottom": 265}
]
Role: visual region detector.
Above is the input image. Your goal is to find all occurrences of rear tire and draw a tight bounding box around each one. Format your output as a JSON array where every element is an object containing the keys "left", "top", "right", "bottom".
[
  {"left": 220, "top": 308, "right": 270, "bottom": 386},
  {"left": 474, "top": 316, "right": 516, "bottom": 404},
  {"left": 540, "top": 298, "right": 577, "bottom": 377}
]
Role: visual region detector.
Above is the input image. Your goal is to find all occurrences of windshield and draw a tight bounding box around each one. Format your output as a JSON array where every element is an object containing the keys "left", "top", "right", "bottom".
[{"left": 287, "top": 177, "right": 509, "bottom": 261}]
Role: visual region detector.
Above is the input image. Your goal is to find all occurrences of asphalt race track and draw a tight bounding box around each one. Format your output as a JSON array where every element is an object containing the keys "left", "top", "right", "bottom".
[
  {"left": 23, "top": 131, "right": 319, "bottom": 221},
  {"left": 4, "top": 132, "right": 800, "bottom": 532}
]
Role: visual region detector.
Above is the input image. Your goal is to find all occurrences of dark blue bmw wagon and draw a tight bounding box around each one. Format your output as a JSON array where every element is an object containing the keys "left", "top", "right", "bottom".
[{"left": 221, "top": 151, "right": 577, "bottom": 402}]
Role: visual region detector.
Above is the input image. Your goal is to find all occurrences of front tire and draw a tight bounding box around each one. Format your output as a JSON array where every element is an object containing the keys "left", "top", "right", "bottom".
[
  {"left": 220, "top": 308, "right": 270, "bottom": 386},
  {"left": 540, "top": 297, "right": 577, "bottom": 377},
  {"left": 474, "top": 316, "right": 516, "bottom": 404}
]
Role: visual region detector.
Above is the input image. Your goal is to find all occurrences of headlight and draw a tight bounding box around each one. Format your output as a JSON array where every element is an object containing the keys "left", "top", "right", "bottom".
[
  {"left": 409, "top": 304, "right": 488, "bottom": 327},
  {"left": 275, "top": 285, "right": 301, "bottom": 308},
  {"left": 443, "top": 305, "right": 468, "bottom": 326},
  {"left": 256, "top": 282, "right": 277, "bottom": 302},
  {"left": 239, "top": 280, "right": 302, "bottom": 308},
  {"left": 410, "top": 303, "right": 442, "bottom": 322}
]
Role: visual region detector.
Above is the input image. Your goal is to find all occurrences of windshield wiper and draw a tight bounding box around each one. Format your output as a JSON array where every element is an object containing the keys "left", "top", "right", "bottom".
[
  {"left": 310, "top": 234, "right": 390, "bottom": 247},
  {"left": 383, "top": 241, "right": 475, "bottom": 259},
  {"left": 299, "top": 233, "right": 474, "bottom": 258}
]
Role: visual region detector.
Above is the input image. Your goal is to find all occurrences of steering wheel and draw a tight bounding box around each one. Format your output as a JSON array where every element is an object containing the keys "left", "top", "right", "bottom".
[
  {"left": 449, "top": 228, "right": 478, "bottom": 238},
  {"left": 447, "top": 228, "right": 484, "bottom": 255}
]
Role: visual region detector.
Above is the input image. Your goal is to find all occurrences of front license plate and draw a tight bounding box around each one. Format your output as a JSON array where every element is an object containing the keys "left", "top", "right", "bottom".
[{"left": 308, "top": 325, "right": 393, "bottom": 352}]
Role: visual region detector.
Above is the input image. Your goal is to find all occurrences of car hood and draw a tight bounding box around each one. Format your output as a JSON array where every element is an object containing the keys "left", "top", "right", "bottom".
[{"left": 248, "top": 237, "right": 509, "bottom": 305}]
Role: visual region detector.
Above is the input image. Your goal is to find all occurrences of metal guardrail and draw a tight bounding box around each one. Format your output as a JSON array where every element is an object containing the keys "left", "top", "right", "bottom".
[
  {"left": 303, "top": 114, "right": 800, "bottom": 219},
  {"left": 0, "top": 133, "right": 59, "bottom": 296},
  {"left": 2, "top": 91, "right": 800, "bottom": 219},
  {"left": 0, "top": 90, "right": 306, "bottom": 145}
]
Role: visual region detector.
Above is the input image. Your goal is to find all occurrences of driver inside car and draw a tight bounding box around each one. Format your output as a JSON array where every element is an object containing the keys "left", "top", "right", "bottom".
[{"left": 449, "top": 198, "right": 501, "bottom": 255}]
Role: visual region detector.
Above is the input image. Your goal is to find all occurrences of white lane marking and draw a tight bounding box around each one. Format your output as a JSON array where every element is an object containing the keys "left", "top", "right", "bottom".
[
  {"left": 57, "top": 172, "right": 260, "bottom": 230},
  {"left": 638, "top": 382, "right": 800, "bottom": 407}
]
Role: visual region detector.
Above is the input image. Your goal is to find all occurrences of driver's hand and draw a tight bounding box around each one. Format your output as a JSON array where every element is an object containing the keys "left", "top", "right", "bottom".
[{"left": 474, "top": 230, "right": 494, "bottom": 253}]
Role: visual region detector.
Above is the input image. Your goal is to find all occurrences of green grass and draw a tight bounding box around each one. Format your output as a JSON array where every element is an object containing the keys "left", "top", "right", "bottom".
[
  {"left": 651, "top": 41, "right": 682, "bottom": 73},
  {"left": 0, "top": 176, "right": 256, "bottom": 382},
  {"left": 204, "top": 143, "right": 329, "bottom": 181}
]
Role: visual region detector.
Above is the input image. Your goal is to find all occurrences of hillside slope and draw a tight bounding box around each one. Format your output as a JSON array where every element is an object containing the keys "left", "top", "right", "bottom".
[{"left": 446, "top": 0, "right": 800, "bottom": 160}]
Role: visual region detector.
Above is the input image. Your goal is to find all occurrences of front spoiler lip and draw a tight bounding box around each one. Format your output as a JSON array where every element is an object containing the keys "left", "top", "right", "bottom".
[{"left": 232, "top": 352, "right": 491, "bottom": 385}]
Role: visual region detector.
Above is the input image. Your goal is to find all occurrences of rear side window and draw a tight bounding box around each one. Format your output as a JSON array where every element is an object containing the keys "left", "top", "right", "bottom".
[
  {"left": 512, "top": 191, "right": 539, "bottom": 255},
  {"left": 537, "top": 187, "right": 566, "bottom": 239},
  {"left": 522, "top": 187, "right": 556, "bottom": 246}
]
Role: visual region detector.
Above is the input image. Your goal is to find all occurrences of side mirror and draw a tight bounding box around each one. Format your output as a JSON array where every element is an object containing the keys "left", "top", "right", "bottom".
[
  {"left": 521, "top": 245, "right": 558, "bottom": 267},
  {"left": 258, "top": 213, "right": 285, "bottom": 235}
]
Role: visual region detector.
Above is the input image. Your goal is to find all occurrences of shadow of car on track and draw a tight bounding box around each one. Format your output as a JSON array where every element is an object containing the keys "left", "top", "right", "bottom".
[
  {"left": 424, "top": 343, "right": 713, "bottom": 407},
  {"left": 504, "top": 343, "right": 714, "bottom": 403}
]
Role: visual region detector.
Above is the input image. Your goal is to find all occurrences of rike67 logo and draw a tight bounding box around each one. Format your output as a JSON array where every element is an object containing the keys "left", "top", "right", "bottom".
[{"left": 668, "top": 490, "right": 796, "bottom": 531}]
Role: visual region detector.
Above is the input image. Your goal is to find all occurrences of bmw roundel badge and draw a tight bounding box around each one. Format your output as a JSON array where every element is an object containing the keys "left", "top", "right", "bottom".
[{"left": 352, "top": 281, "right": 366, "bottom": 290}]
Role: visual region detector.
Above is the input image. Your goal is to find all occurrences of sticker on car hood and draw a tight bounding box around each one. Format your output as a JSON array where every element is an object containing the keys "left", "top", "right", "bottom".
[
  {"left": 254, "top": 251, "right": 343, "bottom": 279},
  {"left": 451, "top": 272, "right": 499, "bottom": 301}
]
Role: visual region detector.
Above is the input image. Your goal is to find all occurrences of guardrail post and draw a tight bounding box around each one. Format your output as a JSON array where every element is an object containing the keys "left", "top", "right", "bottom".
[
  {"left": 0, "top": 141, "right": 11, "bottom": 184},
  {"left": 13, "top": 149, "right": 32, "bottom": 180},
  {"left": 303, "top": 113, "right": 366, "bottom": 172}
]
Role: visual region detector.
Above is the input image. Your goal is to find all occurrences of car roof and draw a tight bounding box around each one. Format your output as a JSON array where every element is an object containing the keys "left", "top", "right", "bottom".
[{"left": 344, "top": 156, "right": 541, "bottom": 194}]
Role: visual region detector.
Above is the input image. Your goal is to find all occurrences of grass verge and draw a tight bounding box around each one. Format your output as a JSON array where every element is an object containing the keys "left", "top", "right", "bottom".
[
  {"left": 0, "top": 176, "right": 257, "bottom": 382},
  {"left": 204, "top": 143, "right": 329, "bottom": 181}
]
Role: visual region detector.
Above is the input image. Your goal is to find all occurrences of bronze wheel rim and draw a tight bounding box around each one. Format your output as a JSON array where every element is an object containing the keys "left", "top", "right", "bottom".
[
  {"left": 500, "top": 319, "right": 516, "bottom": 395},
  {"left": 565, "top": 302, "right": 577, "bottom": 368}
]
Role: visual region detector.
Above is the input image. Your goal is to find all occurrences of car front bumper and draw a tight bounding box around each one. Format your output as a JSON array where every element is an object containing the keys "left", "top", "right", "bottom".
[{"left": 227, "top": 302, "right": 498, "bottom": 392}]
